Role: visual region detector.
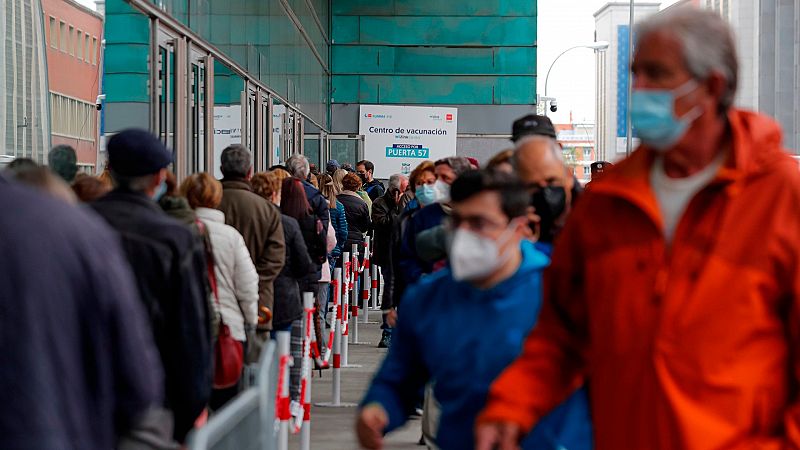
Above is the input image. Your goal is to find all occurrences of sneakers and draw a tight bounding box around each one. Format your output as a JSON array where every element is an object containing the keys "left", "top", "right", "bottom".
[{"left": 377, "top": 330, "right": 392, "bottom": 348}]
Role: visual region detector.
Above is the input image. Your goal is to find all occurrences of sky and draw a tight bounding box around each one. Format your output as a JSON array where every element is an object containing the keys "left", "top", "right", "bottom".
[
  {"left": 75, "top": 0, "right": 680, "bottom": 125},
  {"left": 537, "top": 0, "right": 679, "bottom": 124}
]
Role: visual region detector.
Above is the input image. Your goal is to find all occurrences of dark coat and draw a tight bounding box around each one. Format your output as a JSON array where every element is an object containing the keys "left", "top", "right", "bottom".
[
  {"left": 338, "top": 191, "right": 371, "bottom": 250},
  {"left": 303, "top": 180, "right": 331, "bottom": 231},
  {"left": 273, "top": 215, "right": 315, "bottom": 329},
  {"left": 0, "top": 180, "right": 163, "bottom": 450},
  {"left": 330, "top": 200, "right": 348, "bottom": 261},
  {"left": 363, "top": 179, "right": 386, "bottom": 202},
  {"left": 218, "top": 179, "right": 285, "bottom": 329},
  {"left": 91, "top": 189, "right": 212, "bottom": 442},
  {"left": 371, "top": 190, "right": 408, "bottom": 268}
]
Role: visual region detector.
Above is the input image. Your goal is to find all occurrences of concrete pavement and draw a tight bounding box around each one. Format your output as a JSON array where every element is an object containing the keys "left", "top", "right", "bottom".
[{"left": 290, "top": 318, "right": 423, "bottom": 450}]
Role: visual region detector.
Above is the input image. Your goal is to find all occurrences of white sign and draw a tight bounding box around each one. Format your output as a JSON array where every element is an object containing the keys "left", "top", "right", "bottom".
[
  {"left": 359, "top": 105, "right": 457, "bottom": 179},
  {"left": 213, "top": 105, "right": 242, "bottom": 179}
]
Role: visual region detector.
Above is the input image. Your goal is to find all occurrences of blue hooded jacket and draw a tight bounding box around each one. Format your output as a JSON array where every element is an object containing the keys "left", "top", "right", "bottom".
[{"left": 361, "top": 241, "right": 592, "bottom": 450}]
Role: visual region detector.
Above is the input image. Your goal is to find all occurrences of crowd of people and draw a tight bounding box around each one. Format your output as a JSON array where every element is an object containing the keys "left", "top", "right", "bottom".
[{"left": 3, "top": 6, "right": 800, "bottom": 450}]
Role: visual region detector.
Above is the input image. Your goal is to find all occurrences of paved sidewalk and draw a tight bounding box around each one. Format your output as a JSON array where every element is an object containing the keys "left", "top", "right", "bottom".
[{"left": 290, "top": 317, "right": 423, "bottom": 450}]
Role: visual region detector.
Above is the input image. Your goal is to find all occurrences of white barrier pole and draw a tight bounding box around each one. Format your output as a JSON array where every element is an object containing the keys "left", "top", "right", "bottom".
[
  {"left": 371, "top": 262, "right": 379, "bottom": 312},
  {"left": 300, "top": 293, "right": 314, "bottom": 450},
  {"left": 341, "top": 252, "right": 350, "bottom": 367},
  {"left": 362, "top": 237, "right": 371, "bottom": 323},
  {"left": 276, "top": 331, "right": 291, "bottom": 450},
  {"left": 315, "top": 268, "right": 356, "bottom": 408},
  {"left": 351, "top": 243, "right": 360, "bottom": 344}
]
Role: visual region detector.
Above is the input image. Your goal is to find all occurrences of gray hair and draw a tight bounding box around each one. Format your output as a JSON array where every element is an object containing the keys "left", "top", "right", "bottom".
[
  {"left": 388, "top": 174, "right": 407, "bottom": 191},
  {"left": 286, "top": 154, "right": 310, "bottom": 179},
  {"left": 435, "top": 156, "right": 473, "bottom": 176},
  {"left": 512, "top": 135, "right": 564, "bottom": 165},
  {"left": 220, "top": 144, "right": 252, "bottom": 179},
  {"left": 636, "top": 6, "right": 738, "bottom": 111}
]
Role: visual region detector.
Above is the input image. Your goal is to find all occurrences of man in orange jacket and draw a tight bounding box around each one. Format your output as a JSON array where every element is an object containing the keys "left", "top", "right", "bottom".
[{"left": 476, "top": 7, "right": 800, "bottom": 450}]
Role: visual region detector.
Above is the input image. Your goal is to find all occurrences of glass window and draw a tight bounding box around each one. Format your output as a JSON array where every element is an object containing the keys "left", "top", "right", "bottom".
[
  {"left": 583, "top": 166, "right": 591, "bottom": 176},
  {"left": 59, "top": 21, "right": 67, "bottom": 52},
  {"left": 84, "top": 35, "right": 90, "bottom": 63},
  {"left": 91, "top": 37, "right": 97, "bottom": 65},
  {"left": 76, "top": 31, "right": 83, "bottom": 60},
  {"left": 583, "top": 147, "right": 592, "bottom": 158},
  {"left": 68, "top": 26, "right": 74, "bottom": 56},
  {"left": 49, "top": 17, "right": 57, "bottom": 48}
]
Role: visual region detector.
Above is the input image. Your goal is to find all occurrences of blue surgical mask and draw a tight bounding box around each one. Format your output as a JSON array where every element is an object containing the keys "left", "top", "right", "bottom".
[
  {"left": 630, "top": 79, "right": 702, "bottom": 151},
  {"left": 152, "top": 180, "right": 168, "bottom": 201},
  {"left": 416, "top": 184, "right": 437, "bottom": 206}
]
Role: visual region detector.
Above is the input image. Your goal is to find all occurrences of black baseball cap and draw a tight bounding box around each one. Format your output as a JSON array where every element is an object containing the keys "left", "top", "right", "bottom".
[
  {"left": 591, "top": 161, "right": 612, "bottom": 174},
  {"left": 512, "top": 114, "right": 557, "bottom": 142},
  {"left": 107, "top": 129, "right": 173, "bottom": 176}
]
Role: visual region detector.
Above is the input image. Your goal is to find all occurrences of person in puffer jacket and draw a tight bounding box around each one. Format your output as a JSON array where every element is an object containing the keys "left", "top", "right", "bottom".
[{"left": 180, "top": 173, "right": 259, "bottom": 410}]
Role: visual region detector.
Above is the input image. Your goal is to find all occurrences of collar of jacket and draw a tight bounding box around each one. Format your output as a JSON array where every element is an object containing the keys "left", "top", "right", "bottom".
[
  {"left": 196, "top": 207, "right": 225, "bottom": 224},
  {"left": 585, "top": 109, "right": 783, "bottom": 225},
  {"left": 104, "top": 188, "right": 165, "bottom": 212},
  {"left": 340, "top": 190, "right": 362, "bottom": 199},
  {"left": 221, "top": 178, "right": 253, "bottom": 191}
]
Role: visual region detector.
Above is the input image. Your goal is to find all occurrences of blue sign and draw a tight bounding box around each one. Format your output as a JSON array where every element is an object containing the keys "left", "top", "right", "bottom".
[
  {"left": 386, "top": 144, "right": 430, "bottom": 159},
  {"left": 617, "top": 25, "right": 630, "bottom": 138}
]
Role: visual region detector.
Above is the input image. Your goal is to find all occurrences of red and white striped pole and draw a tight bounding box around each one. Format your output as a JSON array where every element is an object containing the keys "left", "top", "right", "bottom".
[
  {"left": 275, "top": 331, "right": 291, "bottom": 450},
  {"left": 299, "top": 292, "right": 314, "bottom": 450},
  {"left": 362, "top": 237, "right": 371, "bottom": 323},
  {"left": 341, "top": 252, "right": 351, "bottom": 367},
  {"left": 315, "top": 268, "right": 356, "bottom": 408},
  {"left": 371, "top": 261, "right": 379, "bottom": 312},
  {"left": 351, "top": 243, "right": 361, "bottom": 344}
]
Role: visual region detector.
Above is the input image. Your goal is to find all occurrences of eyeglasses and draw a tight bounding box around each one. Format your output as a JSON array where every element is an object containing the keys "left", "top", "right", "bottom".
[{"left": 444, "top": 215, "right": 510, "bottom": 234}]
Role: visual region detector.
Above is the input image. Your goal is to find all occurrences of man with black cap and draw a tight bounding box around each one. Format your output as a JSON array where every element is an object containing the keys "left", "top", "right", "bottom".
[
  {"left": 91, "top": 128, "right": 212, "bottom": 443},
  {"left": 510, "top": 114, "right": 582, "bottom": 255}
]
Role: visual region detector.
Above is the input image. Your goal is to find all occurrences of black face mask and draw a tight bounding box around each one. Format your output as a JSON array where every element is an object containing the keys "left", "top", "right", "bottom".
[
  {"left": 358, "top": 173, "right": 368, "bottom": 184},
  {"left": 531, "top": 186, "right": 567, "bottom": 243}
]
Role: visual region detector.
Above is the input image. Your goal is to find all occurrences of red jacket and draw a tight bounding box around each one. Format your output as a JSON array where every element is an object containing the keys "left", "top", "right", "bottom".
[{"left": 478, "top": 110, "right": 800, "bottom": 449}]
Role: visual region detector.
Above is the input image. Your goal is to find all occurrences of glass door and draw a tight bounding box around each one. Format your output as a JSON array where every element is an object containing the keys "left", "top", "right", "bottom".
[
  {"left": 188, "top": 47, "right": 208, "bottom": 173},
  {"left": 327, "top": 135, "right": 364, "bottom": 169},
  {"left": 155, "top": 30, "right": 178, "bottom": 160}
]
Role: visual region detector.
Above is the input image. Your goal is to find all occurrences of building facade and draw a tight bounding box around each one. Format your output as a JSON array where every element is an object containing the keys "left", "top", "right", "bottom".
[
  {"left": 556, "top": 122, "right": 596, "bottom": 183},
  {"left": 1, "top": 0, "right": 51, "bottom": 163},
  {"left": 42, "top": 0, "right": 104, "bottom": 172},
  {"left": 594, "top": 2, "right": 661, "bottom": 162},
  {"left": 330, "top": 0, "right": 538, "bottom": 164}
]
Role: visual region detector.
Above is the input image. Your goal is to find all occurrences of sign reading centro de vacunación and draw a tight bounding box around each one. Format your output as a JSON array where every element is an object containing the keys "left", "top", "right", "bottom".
[{"left": 359, "top": 105, "right": 458, "bottom": 179}]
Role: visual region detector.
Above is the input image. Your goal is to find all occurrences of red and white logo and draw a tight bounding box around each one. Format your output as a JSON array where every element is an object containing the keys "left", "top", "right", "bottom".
[{"left": 445, "top": 114, "right": 453, "bottom": 121}]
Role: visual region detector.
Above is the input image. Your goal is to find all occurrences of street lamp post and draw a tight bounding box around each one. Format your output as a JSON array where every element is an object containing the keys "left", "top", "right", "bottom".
[{"left": 542, "top": 41, "right": 609, "bottom": 116}]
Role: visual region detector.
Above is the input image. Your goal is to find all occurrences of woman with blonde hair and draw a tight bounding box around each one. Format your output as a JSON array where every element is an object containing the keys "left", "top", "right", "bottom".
[{"left": 180, "top": 172, "right": 259, "bottom": 409}]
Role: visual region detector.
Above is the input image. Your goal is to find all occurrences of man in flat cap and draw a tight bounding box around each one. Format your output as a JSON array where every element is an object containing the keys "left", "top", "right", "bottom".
[{"left": 91, "top": 129, "right": 212, "bottom": 444}]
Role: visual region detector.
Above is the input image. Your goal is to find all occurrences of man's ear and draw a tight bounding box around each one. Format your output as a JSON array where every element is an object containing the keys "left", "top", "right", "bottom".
[{"left": 246, "top": 166, "right": 254, "bottom": 180}]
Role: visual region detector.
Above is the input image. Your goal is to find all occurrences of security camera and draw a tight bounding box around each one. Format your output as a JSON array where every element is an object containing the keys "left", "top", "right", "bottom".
[
  {"left": 549, "top": 100, "right": 558, "bottom": 113},
  {"left": 95, "top": 94, "right": 106, "bottom": 111}
]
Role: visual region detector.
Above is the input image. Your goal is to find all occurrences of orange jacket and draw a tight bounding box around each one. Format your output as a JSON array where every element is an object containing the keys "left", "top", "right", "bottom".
[{"left": 478, "top": 110, "right": 800, "bottom": 449}]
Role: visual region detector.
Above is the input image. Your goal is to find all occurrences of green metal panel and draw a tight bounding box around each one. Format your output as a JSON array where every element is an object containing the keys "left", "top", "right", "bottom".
[
  {"left": 333, "top": 75, "right": 536, "bottom": 104},
  {"left": 332, "top": 46, "right": 536, "bottom": 75},
  {"left": 348, "top": 16, "right": 536, "bottom": 47},
  {"left": 105, "top": 73, "right": 150, "bottom": 103},
  {"left": 104, "top": 0, "right": 331, "bottom": 127},
  {"left": 333, "top": 0, "right": 536, "bottom": 17}
]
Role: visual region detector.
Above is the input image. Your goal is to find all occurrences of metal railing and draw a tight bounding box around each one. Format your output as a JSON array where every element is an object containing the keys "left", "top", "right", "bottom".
[{"left": 188, "top": 341, "right": 279, "bottom": 450}]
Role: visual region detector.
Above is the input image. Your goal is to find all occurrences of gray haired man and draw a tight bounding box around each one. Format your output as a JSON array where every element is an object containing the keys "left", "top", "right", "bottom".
[
  {"left": 370, "top": 173, "right": 409, "bottom": 348},
  {"left": 218, "top": 144, "right": 285, "bottom": 333},
  {"left": 286, "top": 154, "right": 330, "bottom": 230}
]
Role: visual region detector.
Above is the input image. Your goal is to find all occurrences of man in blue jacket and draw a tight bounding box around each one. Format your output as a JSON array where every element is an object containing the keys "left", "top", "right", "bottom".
[{"left": 356, "top": 170, "right": 591, "bottom": 450}]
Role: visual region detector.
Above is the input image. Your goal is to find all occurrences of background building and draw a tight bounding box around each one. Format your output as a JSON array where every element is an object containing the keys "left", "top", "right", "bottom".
[
  {"left": 1, "top": 0, "right": 51, "bottom": 163},
  {"left": 556, "top": 121, "right": 596, "bottom": 183},
  {"left": 42, "top": 0, "right": 103, "bottom": 172},
  {"left": 594, "top": 2, "right": 661, "bottom": 162},
  {"left": 99, "top": 0, "right": 539, "bottom": 177},
  {"left": 330, "top": 1, "right": 538, "bottom": 164}
]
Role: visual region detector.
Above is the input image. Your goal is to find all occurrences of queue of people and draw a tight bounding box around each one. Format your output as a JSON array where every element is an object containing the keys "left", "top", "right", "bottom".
[{"left": 4, "top": 6, "right": 800, "bottom": 450}]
